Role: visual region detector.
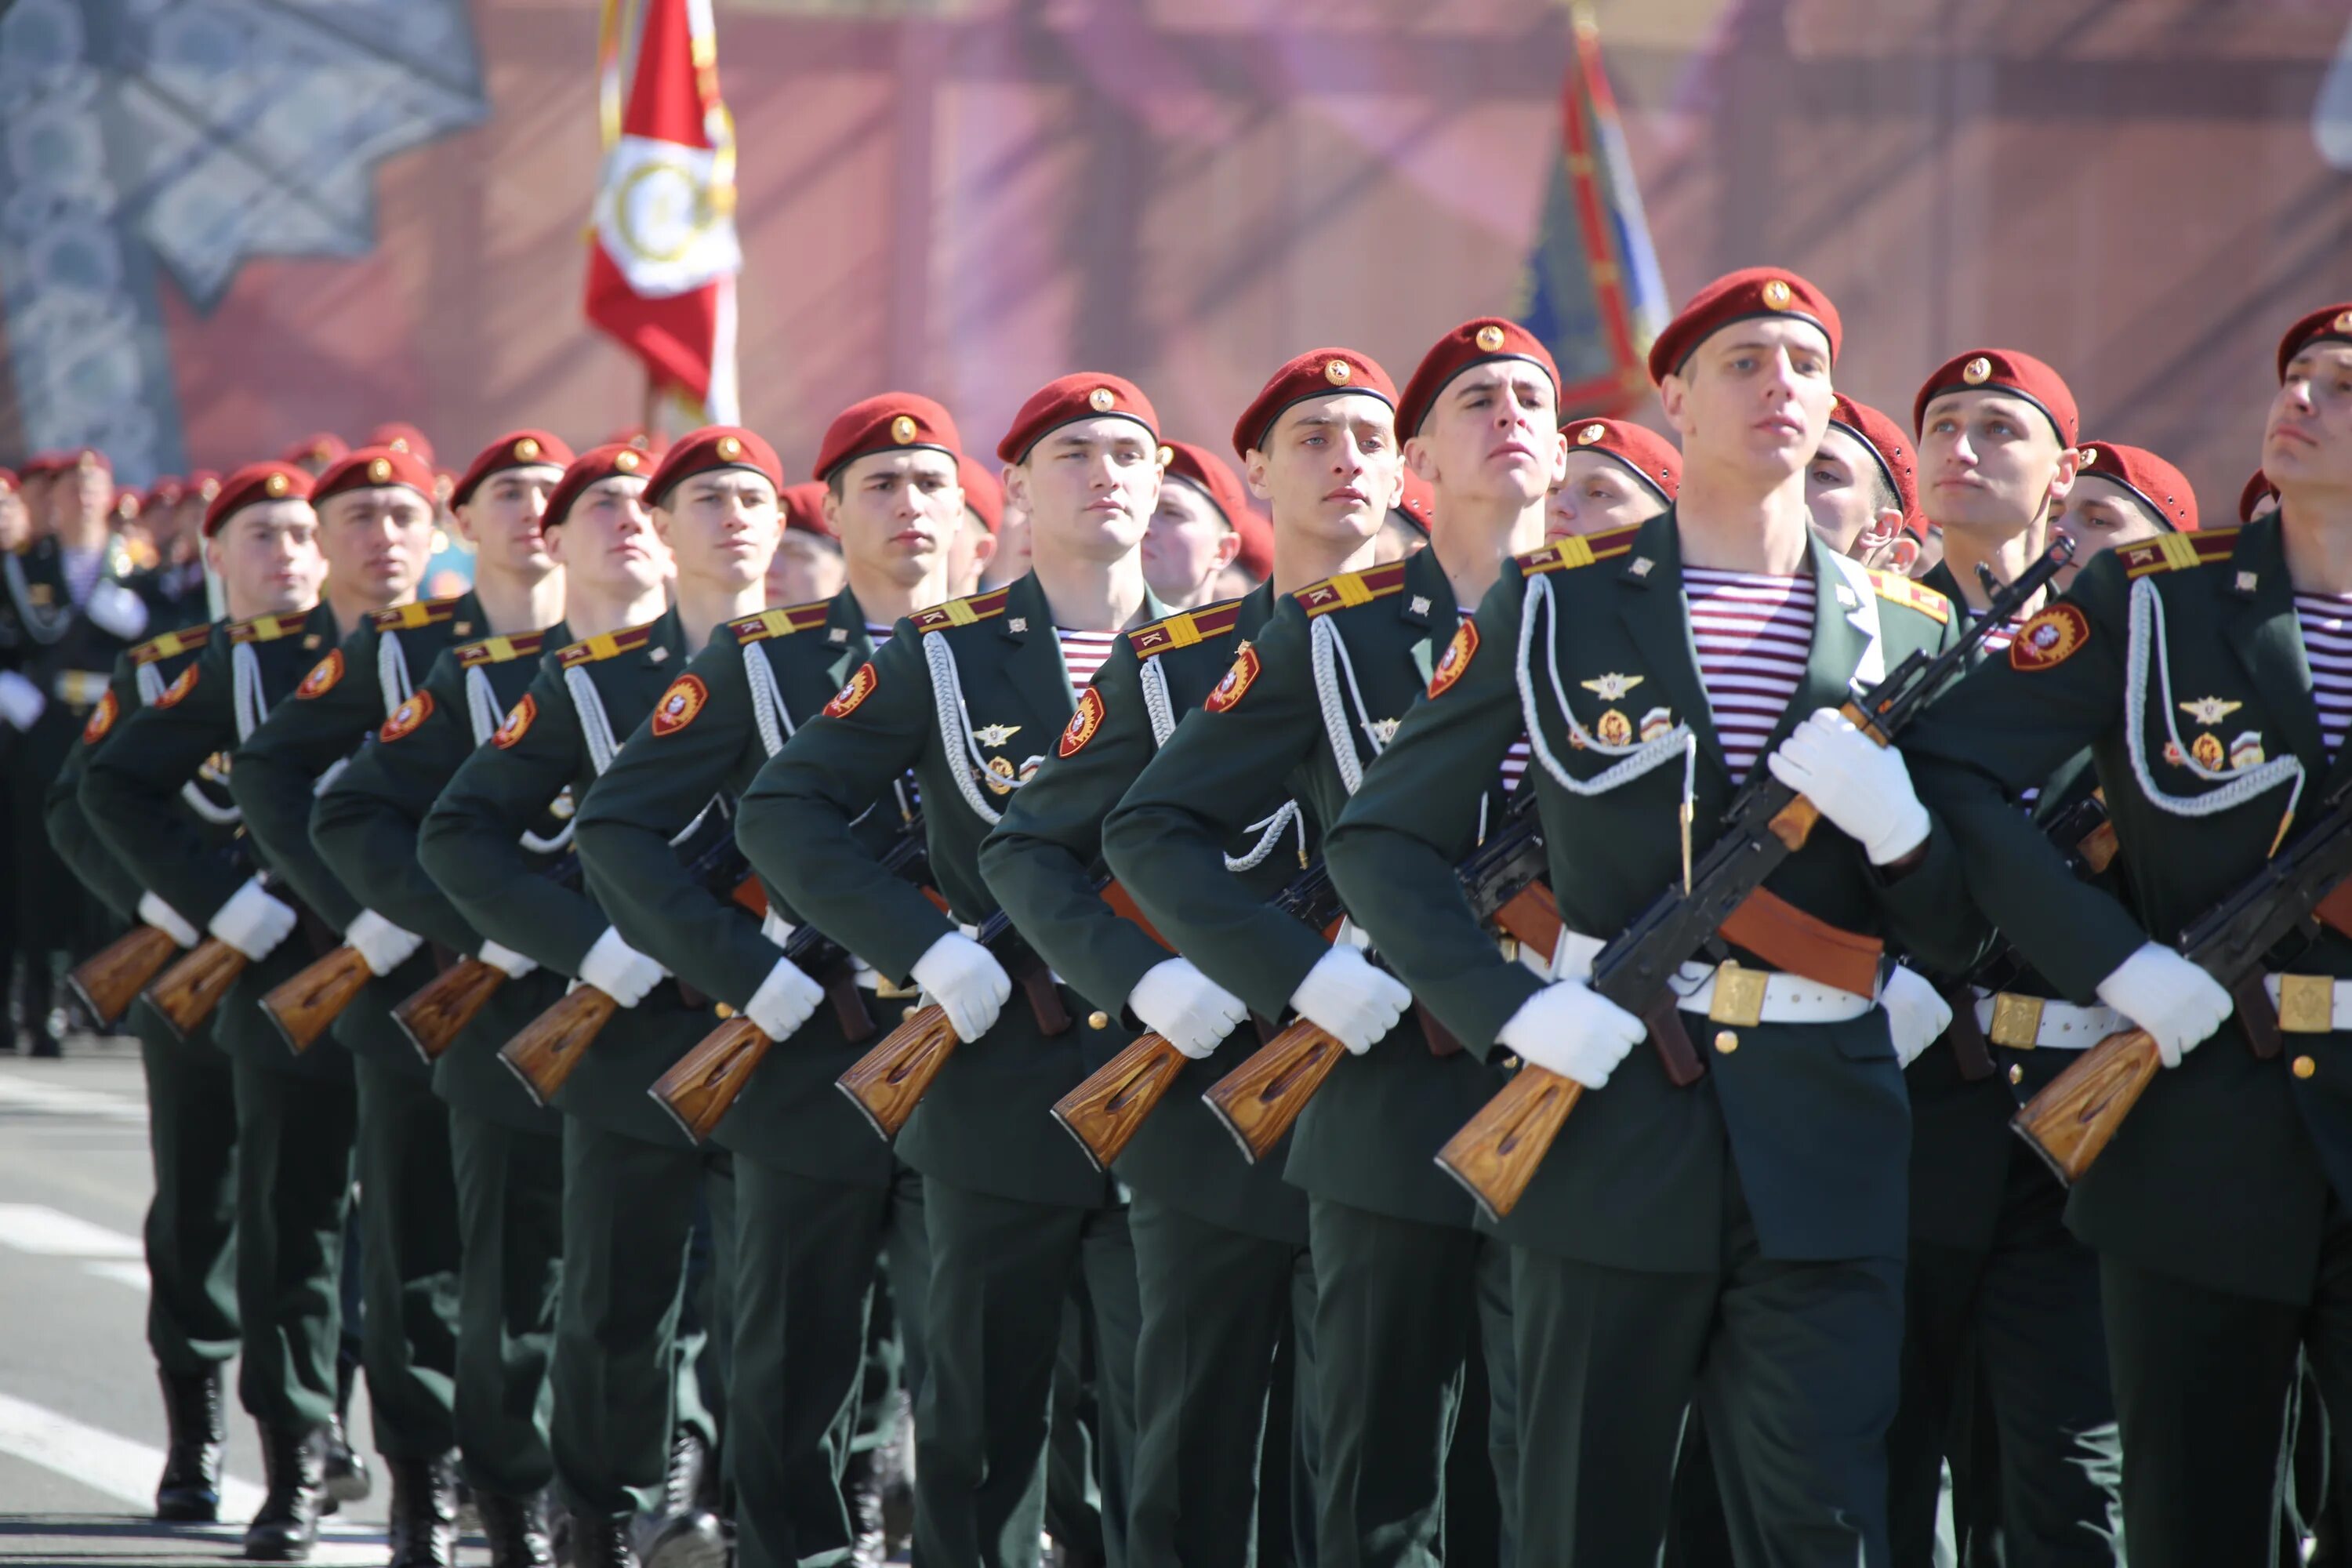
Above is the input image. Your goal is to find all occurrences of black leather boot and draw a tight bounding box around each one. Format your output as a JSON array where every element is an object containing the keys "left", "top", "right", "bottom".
[
  {"left": 840, "top": 1446, "right": 885, "bottom": 1567},
  {"left": 154, "top": 1367, "right": 226, "bottom": 1522},
  {"left": 637, "top": 1427, "right": 725, "bottom": 1568},
  {"left": 22, "top": 962, "right": 60, "bottom": 1057},
  {"left": 321, "top": 1364, "right": 370, "bottom": 1506},
  {"left": 387, "top": 1454, "right": 459, "bottom": 1568},
  {"left": 242, "top": 1425, "right": 325, "bottom": 1561},
  {"left": 478, "top": 1491, "right": 555, "bottom": 1568},
  {"left": 572, "top": 1512, "right": 637, "bottom": 1568}
]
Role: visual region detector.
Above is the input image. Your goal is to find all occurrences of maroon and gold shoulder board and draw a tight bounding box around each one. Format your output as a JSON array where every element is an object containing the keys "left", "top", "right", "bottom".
[
  {"left": 1295, "top": 562, "right": 1408, "bottom": 618},
  {"left": 2118, "top": 528, "right": 2241, "bottom": 581},
  {"left": 456, "top": 630, "right": 548, "bottom": 667},
  {"left": 132, "top": 623, "right": 210, "bottom": 666},
  {"left": 1129, "top": 599, "right": 1243, "bottom": 657},
  {"left": 909, "top": 586, "right": 1011, "bottom": 633},
  {"left": 230, "top": 608, "right": 311, "bottom": 644},
  {"left": 1520, "top": 524, "right": 1643, "bottom": 576},
  {"left": 370, "top": 596, "right": 463, "bottom": 633},
  {"left": 730, "top": 602, "right": 833, "bottom": 644},
  {"left": 557, "top": 622, "right": 657, "bottom": 668}
]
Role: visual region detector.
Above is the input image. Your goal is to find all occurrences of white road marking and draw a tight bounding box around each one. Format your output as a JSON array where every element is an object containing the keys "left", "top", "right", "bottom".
[
  {"left": 0, "top": 1073, "right": 147, "bottom": 1123},
  {"left": 0, "top": 1203, "right": 151, "bottom": 1292},
  {"left": 83, "top": 1259, "right": 154, "bottom": 1290}
]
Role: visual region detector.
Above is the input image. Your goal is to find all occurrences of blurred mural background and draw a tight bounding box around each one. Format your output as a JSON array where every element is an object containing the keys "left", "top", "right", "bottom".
[{"left": 4, "top": 0, "right": 2350, "bottom": 516}]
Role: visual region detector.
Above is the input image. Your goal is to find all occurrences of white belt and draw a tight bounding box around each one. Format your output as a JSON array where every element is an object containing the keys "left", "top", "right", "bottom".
[
  {"left": 1973, "top": 991, "right": 2123, "bottom": 1051},
  {"left": 1550, "top": 931, "right": 1877, "bottom": 1026},
  {"left": 53, "top": 668, "right": 108, "bottom": 707},
  {"left": 2264, "top": 974, "right": 2352, "bottom": 1034}
]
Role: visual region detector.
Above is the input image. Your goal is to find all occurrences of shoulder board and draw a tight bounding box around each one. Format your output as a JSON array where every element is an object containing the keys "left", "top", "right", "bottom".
[
  {"left": 1864, "top": 567, "right": 1951, "bottom": 626},
  {"left": 555, "top": 620, "right": 659, "bottom": 669},
  {"left": 229, "top": 608, "right": 313, "bottom": 644},
  {"left": 368, "top": 594, "right": 465, "bottom": 634},
  {"left": 1518, "top": 524, "right": 1644, "bottom": 576},
  {"left": 456, "top": 630, "right": 550, "bottom": 668},
  {"left": 1294, "top": 561, "right": 1410, "bottom": 617},
  {"left": 2117, "top": 528, "right": 2241, "bottom": 581},
  {"left": 909, "top": 586, "right": 1012, "bottom": 633},
  {"left": 1129, "top": 598, "right": 1244, "bottom": 657},
  {"left": 132, "top": 622, "right": 212, "bottom": 665},
  {"left": 730, "top": 601, "right": 833, "bottom": 644}
]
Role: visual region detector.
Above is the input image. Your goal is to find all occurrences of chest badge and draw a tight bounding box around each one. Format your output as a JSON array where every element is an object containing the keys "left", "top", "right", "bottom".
[
  {"left": 1639, "top": 706, "right": 1675, "bottom": 742},
  {"left": 2229, "top": 731, "right": 2266, "bottom": 771},
  {"left": 2190, "top": 731, "right": 2226, "bottom": 771},
  {"left": 972, "top": 722, "right": 1022, "bottom": 749},
  {"left": 1366, "top": 717, "right": 1402, "bottom": 746},
  {"left": 1581, "top": 672, "right": 1644, "bottom": 702},
  {"left": 1595, "top": 709, "right": 1634, "bottom": 747},
  {"left": 2179, "top": 695, "right": 2242, "bottom": 726}
]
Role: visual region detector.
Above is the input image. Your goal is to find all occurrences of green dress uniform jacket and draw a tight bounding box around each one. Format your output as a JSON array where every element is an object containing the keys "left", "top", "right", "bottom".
[{"left": 978, "top": 581, "right": 1309, "bottom": 1244}]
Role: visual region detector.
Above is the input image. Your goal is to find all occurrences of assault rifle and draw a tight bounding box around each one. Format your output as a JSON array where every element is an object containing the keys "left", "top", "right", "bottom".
[{"left": 392, "top": 852, "right": 586, "bottom": 1065}]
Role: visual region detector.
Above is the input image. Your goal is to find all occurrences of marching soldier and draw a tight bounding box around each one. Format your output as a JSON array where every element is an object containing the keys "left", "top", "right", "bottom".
[
  {"left": 420, "top": 426, "right": 787, "bottom": 1568},
  {"left": 1899, "top": 301, "right": 2352, "bottom": 1566},
  {"left": 1101, "top": 321, "right": 1563, "bottom": 1568},
  {"left": 2047, "top": 440, "right": 2196, "bottom": 591},
  {"left": 768, "top": 481, "right": 848, "bottom": 610},
  {"left": 953, "top": 453, "right": 1005, "bottom": 597},
  {"left": 1547, "top": 416, "right": 1681, "bottom": 540},
  {"left": 1806, "top": 394, "right": 1922, "bottom": 572},
  {"left": 574, "top": 393, "right": 961, "bottom": 1568},
  {"left": 1314, "top": 273, "right": 1980, "bottom": 1563},
  {"left": 737, "top": 373, "right": 1174, "bottom": 1568},
  {"left": 1138, "top": 441, "right": 1251, "bottom": 610}
]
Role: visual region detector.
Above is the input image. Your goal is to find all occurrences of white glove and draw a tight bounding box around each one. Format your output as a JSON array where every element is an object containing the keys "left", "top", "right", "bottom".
[
  {"left": 1496, "top": 978, "right": 1646, "bottom": 1088},
  {"left": 1879, "top": 965, "right": 1953, "bottom": 1069},
  {"left": 2096, "top": 942, "right": 2233, "bottom": 1068},
  {"left": 477, "top": 940, "right": 538, "bottom": 979},
  {"left": 1765, "top": 708, "right": 1932, "bottom": 866},
  {"left": 578, "top": 926, "right": 664, "bottom": 1008},
  {"left": 760, "top": 909, "right": 794, "bottom": 947},
  {"left": 84, "top": 579, "right": 149, "bottom": 642},
  {"left": 910, "top": 931, "right": 1014, "bottom": 1044},
  {"left": 136, "top": 892, "right": 199, "bottom": 949},
  {"left": 207, "top": 877, "right": 298, "bottom": 962},
  {"left": 1128, "top": 956, "right": 1248, "bottom": 1060},
  {"left": 744, "top": 955, "right": 825, "bottom": 1042},
  {"left": 1287, "top": 946, "right": 1412, "bottom": 1056},
  {"left": 0, "top": 670, "right": 45, "bottom": 731},
  {"left": 343, "top": 910, "right": 423, "bottom": 977}
]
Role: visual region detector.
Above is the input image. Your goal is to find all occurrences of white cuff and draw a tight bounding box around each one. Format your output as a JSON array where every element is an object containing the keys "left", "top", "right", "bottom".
[
  {"left": 344, "top": 910, "right": 423, "bottom": 977},
  {"left": 206, "top": 877, "right": 296, "bottom": 962},
  {"left": 136, "top": 892, "right": 200, "bottom": 949},
  {"left": 477, "top": 940, "right": 538, "bottom": 979}
]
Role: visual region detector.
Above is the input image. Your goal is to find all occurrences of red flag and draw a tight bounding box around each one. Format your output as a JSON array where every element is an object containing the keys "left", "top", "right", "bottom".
[{"left": 583, "top": 0, "right": 742, "bottom": 423}]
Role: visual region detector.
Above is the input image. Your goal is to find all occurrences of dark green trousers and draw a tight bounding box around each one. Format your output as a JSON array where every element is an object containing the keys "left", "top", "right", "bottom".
[
  {"left": 730, "top": 1158, "right": 927, "bottom": 1568},
  {"left": 1887, "top": 1139, "right": 2122, "bottom": 1568},
  {"left": 914, "top": 1178, "right": 1140, "bottom": 1568},
  {"left": 228, "top": 1049, "right": 358, "bottom": 1431},
  {"left": 354, "top": 1054, "right": 462, "bottom": 1461},
  {"left": 1508, "top": 1173, "right": 1902, "bottom": 1568},
  {"left": 1127, "top": 1194, "right": 1316, "bottom": 1568},
  {"left": 136, "top": 1018, "right": 240, "bottom": 1374},
  {"left": 448, "top": 1106, "right": 563, "bottom": 1499},
  {"left": 550, "top": 1120, "right": 729, "bottom": 1517}
]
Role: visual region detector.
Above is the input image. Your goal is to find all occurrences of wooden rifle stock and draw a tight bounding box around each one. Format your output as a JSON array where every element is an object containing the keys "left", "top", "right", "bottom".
[
  {"left": 394, "top": 958, "right": 508, "bottom": 1063},
  {"left": 1051, "top": 1033, "right": 1186, "bottom": 1171},
  {"left": 835, "top": 1004, "right": 962, "bottom": 1141},
  {"left": 2009, "top": 1026, "right": 2163, "bottom": 1185},
  {"left": 498, "top": 986, "right": 618, "bottom": 1106},
  {"left": 1200, "top": 1019, "right": 1350, "bottom": 1163},
  {"left": 260, "top": 944, "right": 375, "bottom": 1054},
  {"left": 652, "top": 1015, "right": 775, "bottom": 1143},
  {"left": 143, "top": 938, "right": 250, "bottom": 1039},
  {"left": 70, "top": 924, "right": 182, "bottom": 1029}
]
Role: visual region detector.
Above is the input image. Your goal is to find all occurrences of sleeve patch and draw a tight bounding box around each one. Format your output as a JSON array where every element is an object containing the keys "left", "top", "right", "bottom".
[
  {"left": 154, "top": 663, "right": 199, "bottom": 709},
  {"left": 650, "top": 674, "right": 708, "bottom": 737},
  {"left": 295, "top": 648, "right": 344, "bottom": 699},
  {"left": 823, "top": 662, "right": 878, "bottom": 719},
  {"left": 2009, "top": 604, "right": 2090, "bottom": 672},
  {"left": 1204, "top": 644, "right": 1261, "bottom": 713},
  {"left": 82, "top": 688, "right": 117, "bottom": 744},
  {"left": 379, "top": 690, "right": 434, "bottom": 742},
  {"left": 1429, "top": 620, "right": 1479, "bottom": 698},
  {"left": 1058, "top": 686, "right": 1106, "bottom": 757},
  {"left": 492, "top": 693, "right": 536, "bottom": 749}
]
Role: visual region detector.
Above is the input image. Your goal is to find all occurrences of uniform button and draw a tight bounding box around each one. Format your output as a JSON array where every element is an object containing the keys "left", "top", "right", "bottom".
[
  {"left": 1087, "top": 1011, "right": 1110, "bottom": 1030},
  {"left": 2009, "top": 1064, "right": 2024, "bottom": 1087},
  {"left": 1714, "top": 1030, "right": 1738, "bottom": 1054},
  {"left": 2295, "top": 1054, "right": 2318, "bottom": 1080}
]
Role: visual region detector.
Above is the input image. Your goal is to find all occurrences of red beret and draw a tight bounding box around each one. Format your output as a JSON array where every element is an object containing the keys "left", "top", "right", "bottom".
[
  {"left": 1163, "top": 441, "right": 1254, "bottom": 532},
  {"left": 0, "top": 469, "right": 15, "bottom": 498},
  {"left": 1913, "top": 348, "right": 2078, "bottom": 448},
  {"left": 146, "top": 477, "right": 186, "bottom": 510},
  {"left": 1397, "top": 319, "right": 1561, "bottom": 439},
  {"left": 778, "top": 481, "right": 836, "bottom": 539},
  {"left": 604, "top": 425, "right": 672, "bottom": 459},
  {"left": 1827, "top": 394, "right": 1920, "bottom": 522},
  {"left": 957, "top": 455, "right": 1003, "bottom": 535},
  {"left": 186, "top": 470, "right": 222, "bottom": 505},
  {"left": 2278, "top": 303, "right": 2352, "bottom": 380},
  {"left": 1231, "top": 347, "right": 1399, "bottom": 459},
  {"left": 451, "top": 430, "right": 575, "bottom": 510},
  {"left": 1563, "top": 417, "right": 1682, "bottom": 503},
  {"left": 1647, "top": 267, "right": 1841, "bottom": 384},
  {"left": 2075, "top": 441, "right": 2197, "bottom": 533},
  {"left": 2239, "top": 469, "right": 2279, "bottom": 524},
  {"left": 814, "top": 393, "right": 962, "bottom": 482},
  {"left": 1393, "top": 467, "right": 1435, "bottom": 534},
  {"left": 17, "top": 452, "right": 61, "bottom": 479},
  {"left": 368, "top": 423, "right": 435, "bottom": 467},
  {"left": 1231, "top": 508, "right": 1274, "bottom": 581},
  {"left": 543, "top": 443, "right": 654, "bottom": 531},
  {"left": 283, "top": 432, "right": 348, "bottom": 469},
  {"left": 51, "top": 447, "right": 112, "bottom": 479},
  {"left": 113, "top": 491, "right": 142, "bottom": 521},
  {"left": 204, "top": 461, "right": 314, "bottom": 536},
  {"left": 996, "top": 374, "right": 1160, "bottom": 464},
  {"left": 314, "top": 445, "right": 437, "bottom": 507},
  {"left": 645, "top": 426, "right": 784, "bottom": 510}
]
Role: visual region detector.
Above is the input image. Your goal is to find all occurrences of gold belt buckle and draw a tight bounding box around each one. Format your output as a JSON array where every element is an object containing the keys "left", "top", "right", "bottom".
[
  {"left": 1987, "top": 993, "right": 2045, "bottom": 1050},
  {"left": 2278, "top": 974, "right": 2337, "bottom": 1034},
  {"left": 1707, "top": 960, "right": 1767, "bottom": 1029},
  {"left": 873, "top": 976, "right": 921, "bottom": 1000}
]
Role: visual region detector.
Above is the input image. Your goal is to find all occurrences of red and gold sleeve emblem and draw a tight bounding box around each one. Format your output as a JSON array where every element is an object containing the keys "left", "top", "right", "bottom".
[
  {"left": 650, "top": 674, "right": 708, "bottom": 738},
  {"left": 295, "top": 648, "right": 344, "bottom": 699},
  {"left": 1429, "top": 621, "right": 1479, "bottom": 699},
  {"left": 1203, "top": 646, "right": 1261, "bottom": 713},
  {"left": 1059, "top": 687, "right": 1106, "bottom": 757},
  {"left": 379, "top": 691, "right": 434, "bottom": 742},
  {"left": 492, "top": 694, "right": 536, "bottom": 750},
  {"left": 82, "top": 689, "right": 118, "bottom": 744},
  {"left": 155, "top": 664, "right": 200, "bottom": 709},
  {"left": 2009, "top": 604, "right": 2089, "bottom": 672},
  {"left": 823, "top": 662, "right": 879, "bottom": 719}
]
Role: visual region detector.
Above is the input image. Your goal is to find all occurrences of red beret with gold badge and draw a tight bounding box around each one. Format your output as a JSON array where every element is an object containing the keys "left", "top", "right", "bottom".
[
  {"left": 1913, "top": 349, "right": 2079, "bottom": 448},
  {"left": 1231, "top": 347, "right": 1399, "bottom": 459},
  {"left": 2277, "top": 302, "right": 2352, "bottom": 380},
  {"left": 204, "top": 461, "right": 315, "bottom": 536},
  {"left": 58, "top": 447, "right": 112, "bottom": 479},
  {"left": 2240, "top": 469, "right": 2279, "bottom": 524},
  {"left": 451, "top": 430, "right": 575, "bottom": 510},
  {"left": 146, "top": 477, "right": 186, "bottom": 511},
  {"left": 1828, "top": 394, "right": 1920, "bottom": 522},
  {"left": 17, "top": 452, "right": 61, "bottom": 479},
  {"left": 313, "top": 445, "right": 436, "bottom": 507},
  {"left": 1563, "top": 417, "right": 1682, "bottom": 503},
  {"left": 542, "top": 443, "right": 652, "bottom": 531},
  {"left": 644, "top": 426, "right": 784, "bottom": 510},
  {"left": 1393, "top": 467, "right": 1435, "bottom": 535},
  {"left": 185, "top": 471, "right": 222, "bottom": 508},
  {"left": 1397, "top": 319, "right": 1561, "bottom": 439},
  {"left": 368, "top": 423, "right": 435, "bottom": 467},
  {"left": 1647, "top": 267, "right": 1842, "bottom": 384},
  {"left": 2075, "top": 441, "right": 2198, "bottom": 533},
  {"left": 957, "top": 455, "right": 1004, "bottom": 535},
  {"left": 283, "top": 432, "right": 348, "bottom": 470},
  {"left": 996, "top": 374, "right": 1160, "bottom": 464},
  {"left": 778, "top": 481, "right": 836, "bottom": 539},
  {"left": 813, "top": 394, "right": 962, "bottom": 482},
  {"left": 1163, "top": 441, "right": 1254, "bottom": 533}
]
